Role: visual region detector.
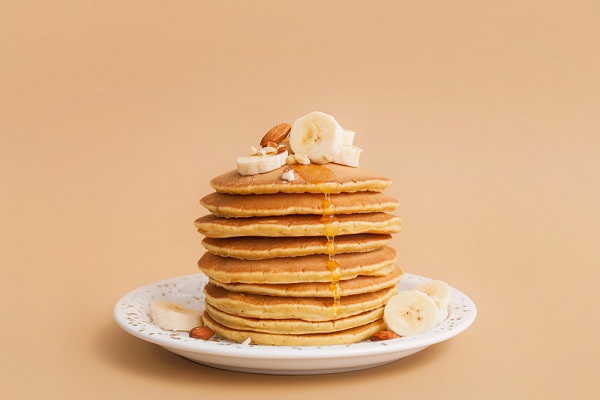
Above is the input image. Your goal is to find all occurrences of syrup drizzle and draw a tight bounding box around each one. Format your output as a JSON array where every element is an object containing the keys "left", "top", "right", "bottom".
[
  {"left": 321, "top": 192, "right": 342, "bottom": 315},
  {"left": 291, "top": 164, "right": 343, "bottom": 315}
]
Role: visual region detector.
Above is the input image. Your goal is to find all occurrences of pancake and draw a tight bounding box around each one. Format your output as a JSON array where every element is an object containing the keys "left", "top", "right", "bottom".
[
  {"left": 194, "top": 146, "right": 402, "bottom": 345},
  {"left": 198, "top": 246, "right": 397, "bottom": 284},
  {"left": 200, "top": 191, "right": 399, "bottom": 218},
  {"left": 210, "top": 164, "right": 392, "bottom": 195},
  {"left": 204, "top": 283, "right": 398, "bottom": 321},
  {"left": 204, "top": 303, "right": 385, "bottom": 334},
  {"left": 202, "top": 311, "right": 386, "bottom": 346},
  {"left": 201, "top": 234, "right": 392, "bottom": 259},
  {"left": 209, "top": 266, "right": 403, "bottom": 297},
  {"left": 194, "top": 213, "right": 402, "bottom": 238}
]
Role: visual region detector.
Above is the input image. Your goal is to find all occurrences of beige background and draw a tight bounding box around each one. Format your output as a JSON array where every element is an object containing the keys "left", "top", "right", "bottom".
[{"left": 1, "top": 1, "right": 598, "bottom": 398}]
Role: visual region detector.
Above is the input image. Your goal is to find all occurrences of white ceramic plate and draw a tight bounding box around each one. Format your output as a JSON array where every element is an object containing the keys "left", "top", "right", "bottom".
[{"left": 114, "top": 273, "right": 476, "bottom": 375}]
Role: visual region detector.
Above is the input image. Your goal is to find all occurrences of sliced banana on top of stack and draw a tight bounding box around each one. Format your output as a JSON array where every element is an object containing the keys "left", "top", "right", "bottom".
[
  {"left": 383, "top": 280, "right": 452, "bottom": 337},
  {"left": 236, "top": 111, "right": 364, "bottom": 176},
  {"left": 288, "top": 111, "right": 345, "bottom": 164},
  {"left": 333, "top": 134, "right": 362, "bottom": 168},
  {"left": 289, "top": 112, "right": 363, "bottom": 167},
  {"left": 237, "top": 149, "right": 288, "bottom": 176}
]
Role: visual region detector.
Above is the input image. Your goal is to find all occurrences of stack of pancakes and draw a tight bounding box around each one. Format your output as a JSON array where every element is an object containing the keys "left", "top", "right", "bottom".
[{"left": 194, "top": 163, "right": 402, "bottom": 345}]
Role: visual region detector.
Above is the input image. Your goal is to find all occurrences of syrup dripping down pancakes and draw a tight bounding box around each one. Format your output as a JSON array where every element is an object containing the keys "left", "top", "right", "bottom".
[{"left": 194, "top": 163, "right": 402, "bottom": 346}]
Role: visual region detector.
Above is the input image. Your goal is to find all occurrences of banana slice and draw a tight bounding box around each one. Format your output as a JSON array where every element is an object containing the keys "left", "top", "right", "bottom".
[
  {"left": 343, "top": 130, "right": 356, "bottom": 146},
  {"left": 414, "top": 280, "right": 451, "bottom": 323},
  {"left": 237, "top": 150, "right": 288, "bottom": 176},
  {"left": 289, "top": 111, "right": 344, "bottom": 164},
  {"left": 383, "top": 290, "right": 439, "bottom": 336},
  {"left": 150, "top": 301, "right": 202, "bottom": 332},
  {"left": 332, "top": 145, "right": 363, "bottom": 167}
]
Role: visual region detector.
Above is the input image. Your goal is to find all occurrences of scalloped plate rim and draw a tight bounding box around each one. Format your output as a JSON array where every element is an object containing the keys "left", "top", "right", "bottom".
[{"left": 114, "top": 272, "right": 476, "bottom": 371}]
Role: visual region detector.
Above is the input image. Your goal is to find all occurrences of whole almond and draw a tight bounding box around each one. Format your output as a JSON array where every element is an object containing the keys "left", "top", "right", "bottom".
[
  {"left": 260, "top": 123, "right": 291, "bottom": 148},
  {"left": 189, "top": 326, "right": 215, "bottom": 340},
  {"left": 370, "top": 330, "right": 401, "bottom": 341}
]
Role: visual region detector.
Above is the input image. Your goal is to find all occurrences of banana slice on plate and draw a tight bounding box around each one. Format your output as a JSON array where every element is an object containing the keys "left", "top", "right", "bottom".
[
  {"left": 150, "top": 301, "right": 202, "bottom": 332},
  {"left": 289, "top": 111, "right": 344, "bottom": 164},
  {"left": 414, "top": 280, "right": 452, "bottom": 323},
  {"left": 383, "top": 290, "right": 439, "bottom": 336}
]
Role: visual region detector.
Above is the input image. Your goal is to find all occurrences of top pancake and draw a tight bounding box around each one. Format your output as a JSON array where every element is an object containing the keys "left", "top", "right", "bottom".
[
  {"left": 200, "top": 191, "right": 399, "bottom": 218},
  {"left": 210, "top": 164, "right": 392, "bottom": 194}
]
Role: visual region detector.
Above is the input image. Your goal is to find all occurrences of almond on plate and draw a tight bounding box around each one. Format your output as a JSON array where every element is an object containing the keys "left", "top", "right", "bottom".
[
  {"left": 370, "top": 330, "right": 401, "bottom": 341},
  {"left": 189, "top": 326, "right": 215, "bottom": 340}
]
